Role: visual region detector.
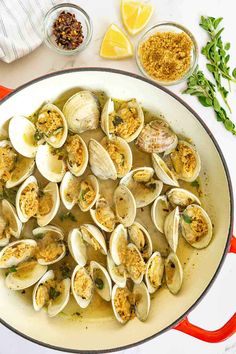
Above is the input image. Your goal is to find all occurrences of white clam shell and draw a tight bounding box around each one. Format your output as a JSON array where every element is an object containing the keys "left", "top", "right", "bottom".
[
  {"left": 36, "top": 143, "right": 66, "bottom": 182},
  {"left": 60, "top": 172, "right": 79, "bottom": 210},
  {"left": 100, "top": 136, "right": 133, "bottom": 178},
  {"left": 38, "top": 103, "right": 68, "bottom": 148},
  {"left": 167, "top": 188, "right": 201, "bottom": 208},
  {"left": 90, "top": 260, "right": 112, "bottom": 301},
  {"left": 165, "top": 252, "right": 183, "bottom": 295},
  {"left": 145, "top": 251, "right": 164, "bottom": 294},
  {"left": 33, "top": 225, "right": 66, "bottom": 265},
  {"left": 63, "top": 91, "right": 100, "bottom": 133},
  {"left": 78, "top": 175, "right": 99, "bottom": 212},
  {"left": 126, "top": 243, "right": 145, "bottom": 284},
  {"left": 133, "top": 282, "right": 150, "bottom": 322},
  {"left": 164, "top": 207, "right": 180, "bottom": 253},
  {"left": 151, "top": 195, "right": 170, "bottom": 233},
  {"left": 37, "top": 182, "right": 60, "bottom": 227},
  {"left": 88, "top": 139, "right": 117, "bottom": 180},
  {"left": 0, "top": 199, "right": 22, "bottom": 247},
  {"left": 71, "top": 265, "right": 94, "bottom": 308},
  {"left": 128, "top": 222, "right": 152, "bottom": 260},
  {"left": 120, "top": 167, "right": 163, "bottom": 208},
  {"left": 109, "top": 224, "right": 128, "bottom": 266},
  {"left": 68, "top": 228, "right": 87, "bottom": 266},
  {"left": 90, "top": 196, "right": 116, "bottom": 232},
  {"left": 107, "top": 251, "right": 126, "bottom": 288},
  {"left": 152, "top": 153, "right": 179, "bottom": 187},
  {"left": 16, "top": 175, "right": 38, "bottom": 223},
  {"left": 32, "top": 269, "right": 54, "bottom": 311},
  {"left": 66, "top": 134, "right": 88, "bottom": 176},
  {"left": 111, "top": 284, "right": 129, "bottom": 324},
  {"left": 180, "top": 204, "right": 213, "bottom": 249},
  {"left": 0, "top": 239, "right": 36, "bottom": 268},
  {"left": 114, "top": 185, "right": 136, "bottom": 227},
  {"left": 9, "top": 116, "right": 37, "bottom": 158},
  {"left": 5, "top": 261, "right": 47, "bottom": 290},
  {"left": 80, "top": 224, "right": 107, "bottom": 255}
]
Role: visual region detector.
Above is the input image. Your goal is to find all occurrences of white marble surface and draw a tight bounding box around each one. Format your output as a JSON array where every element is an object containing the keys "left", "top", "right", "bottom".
[{"left": 0, "top": 0, "right": 236, "bottom": 353}]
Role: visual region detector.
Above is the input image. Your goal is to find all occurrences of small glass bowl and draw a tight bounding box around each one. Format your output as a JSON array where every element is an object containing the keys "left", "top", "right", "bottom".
[
  {"left": 43, "top": 3, "right": 93, "bottom": 56},
  {"left": 136, "top": 22, "right": 198, "bottom": 86}
]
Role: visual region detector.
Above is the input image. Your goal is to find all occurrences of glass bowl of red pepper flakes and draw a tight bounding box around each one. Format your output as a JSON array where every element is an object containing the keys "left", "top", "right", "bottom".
[{"left": 43, "top": 3, "right": 93, "bottom": 55}]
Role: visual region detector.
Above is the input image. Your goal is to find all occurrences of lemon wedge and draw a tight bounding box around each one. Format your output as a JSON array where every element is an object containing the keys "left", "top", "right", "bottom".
[
  {"left": 100, "top": 24, "right": 133, "bottom": 59},
  {"left": 121, "top": 0, "right": 154, "bottom": 36}
]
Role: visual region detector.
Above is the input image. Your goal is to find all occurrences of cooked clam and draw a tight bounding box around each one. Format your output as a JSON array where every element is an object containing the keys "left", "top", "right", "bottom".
[
  {"left": 88, "top": 139, "right": 117, "bottom": 180},
  {"left": 65, "top": 134, "right": 88, "bottom": 176},
  {"left": 133, "top": 282, "right": 150, "bottom": 322},
  {"left": 37, "top": 182, "right": 60, "bottom": 227},
  {"left": 135, "top": 119, "right": 178, "bottom": 154},
  {"left": 60, "top": 172, "right": 80, "bottom": 210},
  {"left": 78, "top": 175, "right": 99, "bottom": 212},
  {"left": 36, "top": 143, "right": 66, "bottom": 182},
  {"left": 152, "top": 153, "right": 179, "bottom": 187},
  {"left": 32, "top": 270, "right": 70, "bottom": 317},
  {"left": 107, "top": 251, "right": 126, "bottom": 288},
  {"left": 125, "top": 243, "right": 146, "bottom": 284},
  {"left": 114, "top": 185, "right": 136, "bottom": 227},
  {"left": 9, "top": 116, "right": 37, "bottom": 158},
  {"left": 5, "top": 260, "right": 47, "bottom": 290},
  {"left": 109, "top": 224, "right": 128, "bottom": 266},
  {"left": 165, "top": 252, "right": 183, "bottom": 294},
  {"left": 151, "top": 195, "right": 170, "bottom": 233},
  {"left": 128, "top": 222, "right": 152, "bottom": 260},
  {"left": 145, "top": 252, "right": 164, "bottom": 293},
  {"left": 101, "top": 98, "right": 144, "bottom": 142},
  {"left": 170, "top": 140, "right": 201, "bottom": 182},
  {"left": 100, "top": 136, "right": 132, "bottom": 178},
  {"left": 0, "top": 199, "right": 22, "bottom": 247},
  {"left": 90, "top": 261, "right": 112, "bottom": 301},
  {"left": 68, "top": 228, "right": 87, "bottom": 266},
  {"left": 63, "top": 91, "right": 100, "bottom": 133},
  {"left": 80, "top": 224, "right": 107, "bottom": 255},
  {"left": 120, "top": 167, "right": 163, "bottom": 208},
  {"left": 71, "top": 265, "right": 94, "bottom": 308},
  {"left": 36, "top": 103, "right": 68, "bottom": 148},
  {"left": 180, "top": 204, "right": 213, "bottom": 249},
  {"left": 167, "top": 188, "right": 201, "bottom": 208},
  {"left": 0, "top": 239, "right": 36, "bottom": 268},
  {"left": 111, "top": 285, "right": 135, "bottom": 324},
  {"left": 164, "top": 207, "right": 180, "bottom": 253},
  {"left": 33, "top": 226, "right": 66, "bottom": 265},
  {"left": 90, "top": 196, "right": 116, "bottom": 232}
]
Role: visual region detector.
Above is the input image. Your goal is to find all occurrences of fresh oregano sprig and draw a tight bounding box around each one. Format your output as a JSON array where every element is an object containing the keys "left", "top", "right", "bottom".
[
  {"left": 200, "top": 16, "right": 236, "bottom": 112},
  {"left": 183, "top": 67, "right": 236, "bottom": 135}
]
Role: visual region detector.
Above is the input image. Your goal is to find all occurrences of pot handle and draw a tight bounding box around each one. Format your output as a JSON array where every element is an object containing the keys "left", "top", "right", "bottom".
[
  {"left": 0, "top": 85, "right": 13, "bottom": 100},
  {"left": 174, "top": 235, "right": 236, "bottom": 342}
]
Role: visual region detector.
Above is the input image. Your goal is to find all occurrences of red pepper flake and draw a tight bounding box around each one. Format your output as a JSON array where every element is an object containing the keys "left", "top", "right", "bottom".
[{"left": 52, "top": 11, "right": 84, "bottom": 50}]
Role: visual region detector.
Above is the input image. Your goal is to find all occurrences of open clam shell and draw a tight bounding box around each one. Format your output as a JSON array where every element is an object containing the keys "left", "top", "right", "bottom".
[
  {"left": 111, "top": 285, "right": 133, "bottom": 324},
  {"left": 37, "top": 182, "right": 60, "bottom": 227},
  {"left": 125, "top": 243, "right": 145, "bottom": 284},
  {"left": 170, "top": 140, "right": 201, "bottom": 182},
  {"left": 145, "top": 252, "right": 164, "bottom": 294},
  {"left": 63, "top": 91, "right": 100, "bottom": 133},
  {"left": 66, "top": 134, "right": 88, "bottom": 176},
  {"left": 36, "top": 143, "right": 66, "bottom": 182},
  {"left": 90, "top": 196, "right": 116, "bottom": 232},
  {"left": 100, "top": 136, "right": 132, "bottom": 178},
  {"left": 80, "top": 224, "right": 107, "bottom": 255},
  {"left": 107, "top": 251, "right": 126, "bottom": 288},
  {"left": 133, "top": 282, "right": 150, "bottom": 321},
  {"left": 90, "top": 261, "right": 112, "bottom": 301},
  {"left": 165, "top": 252, "right": 183, "bottom": 294},
  {"left": 78, "top": 175, "right": 99, "bottom": 212},
  {"left": 47, "top": 278, "right": 70, "bottom": 317},
  {"left": 32, "top": 270, "right": 54, "bottom": 311},
  {"left": 15, "top": 175, "right": 38, "bottom": 223},
  {"left": 0, "top": 199, "right": 22, "bottom": 247},
  {"left": 152, "top": 153, "right": 179, "bottom": 187},
  {"left": 88, "top": 139, "right": 117, "bottom": 180},
  {"left": 109, "top": 224, "right": 128, "bottom": 266},
  {"left": 167, "top": 188, "right": 201, "bottom": 208},
  {"left": 68, "top": 228, "right": 87, "bottom": 266},
  {"left": 164, "top": 207, "right": 180, "bottom": 253},
  {"left": 128, "top": 222, "right": 152, "bottom": 260},
  {"left": 33, "top": 225, "right": 66, "bottom": 265},
  {"left": 5, "top": 260, "right": 47, "bottom": 290},
  {"left": 180, "top": 204, "right": 213, "bottom": 249},
  {"left": 120, "top": 167, "right": 163, "bottom": 208},
  {"left": 101, "top": 98, "right": 144, "bottom": 142},
  {"left": 151, "top": 195, "right": 170, "bottom": 233},
  {"left": 36, "top": 103, "right": 68, "bottom": 148},
  {"left": 9, "top": 116, "right": 37, "bottom": 158},
  {"left": 71, "top": 265, "right": 94, "bottom": 308},
  {"left": 0, "top": 239, "right": 36, "bottom": 268},
  {"left": 114, "top": 185, "right": 136, "bottom": 227},
  {"left": 60, "top": 171, "right": 80, "bottom": 210}
]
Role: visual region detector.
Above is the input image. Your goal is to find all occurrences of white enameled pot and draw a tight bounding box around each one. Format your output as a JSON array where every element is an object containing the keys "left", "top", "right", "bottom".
[{"left": 0, "top": 68, "right": 235, "bottom": 352}]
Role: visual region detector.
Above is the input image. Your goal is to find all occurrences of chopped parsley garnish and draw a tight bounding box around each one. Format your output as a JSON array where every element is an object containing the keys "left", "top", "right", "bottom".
[
  {"left": 79, "top": 188, "right": 90, "bottom": 202},
  {"left": 49, "top": 287, "right": 61, "bottom": 300},
  {"left": 5, "top": 266, "right": 17, "bottom": 276},
  {"left": 34, "top": 233, "right": 44, "bottom": 240},
  {"left": 59, "top": 211, "right": 77, "bottom": 222},
  {"left": 146, "top": 183, "right": 156, "bottom": 190},
  {"left": 95, "top": 278, "right": 104, "bottom": 290},
  {"left": 191, "top": 180, "right": 200, "bottom": 188},
  {"left": 182, "top": 213, "right": 192, "bottom": 224},
  {"left": 34, "top": 131, "right": 43, "bottom": 141},
  {"left": 113, "top": 116, "right": 123, "bottom": 127},
  {"left": 60, "top": 264, "right": 71, "bottom": 278}
]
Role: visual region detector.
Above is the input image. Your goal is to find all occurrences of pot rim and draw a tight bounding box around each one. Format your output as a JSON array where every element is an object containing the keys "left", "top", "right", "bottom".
[{"left": 0, "top": 67, "right": 234, "bottom": 353}]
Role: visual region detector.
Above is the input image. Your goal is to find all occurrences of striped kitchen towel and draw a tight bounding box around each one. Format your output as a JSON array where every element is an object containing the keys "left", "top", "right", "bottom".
[{"left": 0, "top": 0, "right": 59, "bottom": 63}]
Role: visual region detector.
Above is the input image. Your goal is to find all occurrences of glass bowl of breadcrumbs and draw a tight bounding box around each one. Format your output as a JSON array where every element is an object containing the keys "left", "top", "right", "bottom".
[{"left": 136, "top": 22, "right": 198, "bottom": 86}]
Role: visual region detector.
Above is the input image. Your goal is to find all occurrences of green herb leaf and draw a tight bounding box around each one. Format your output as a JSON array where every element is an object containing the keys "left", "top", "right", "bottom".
[
  {"left": 182, "top": 214, "right": 192, "bottom": 224},
  {"left": 49, "top": 287, "right": 61, "bottom": 300},
  {"left": 5, "top": 266, "right": 17, "bottom": 276},
  {"left": 198, "top": 96, "right": 212, "bottom": 107},
  {"left": 34, "top": 131, "right": 43, "bottom": 141},
  {"left": 112, "top": 116, "right": 123, "bottom": 127},
  {"left": 59, "top": 211, "right": 77, "bottom": 222},
  {"left": 224, "top": 42, "right": 230, "bottom": 50},
  {"left": 34, "top": 233, "right": 44, "bottom": 240},
  {"left": 232, "top": 68, "right": 236, "bottom": 79},
  {"left": 95, "top": 278, "right": 104, "bottom": 290},
  {"left": 191, "top": 180, "right": 200, "bottom": 188}
]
